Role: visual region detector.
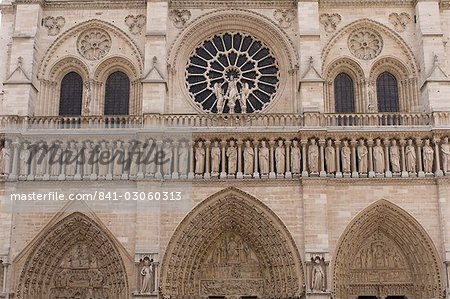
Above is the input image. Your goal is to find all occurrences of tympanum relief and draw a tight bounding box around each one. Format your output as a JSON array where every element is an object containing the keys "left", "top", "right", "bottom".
[{"left": 199, "top": 232, "right": 263, "bottom": 296}]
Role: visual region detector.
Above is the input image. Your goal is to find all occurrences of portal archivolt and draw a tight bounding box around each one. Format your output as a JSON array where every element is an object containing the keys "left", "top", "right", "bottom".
[
  {"left": 333, "top": 200, "right": 444, "bottom": 299},
  {"left": 160, "top": 187, "right": 304, "bottom": 298},
  {"left": 16, "top": 212, "right": 128, "bottom": 299}
]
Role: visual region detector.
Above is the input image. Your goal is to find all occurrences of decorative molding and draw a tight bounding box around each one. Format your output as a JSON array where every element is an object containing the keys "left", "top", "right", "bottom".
[
  {"left": 319, "top": 0, "right": 414, "bottom": 7},
  {"left": 389, "top": 12, "right": 411, "bottom": 32},
  {"left": 319, "top": 13, "right": 341, "bottom": 33},
  {"left": 45, "top": 0, "right": 145, "bottom": 9},
  {"left": 169, "top": 0, "right": 295, "bottom": 9},
  {"left": 125, "top": 14, "right": 146, "bottom": 35},
  {"left": 273, "top": 9, "right": 296, "bottom": 29},
  {"left": 42, "top": 16, "right": 65, "bottom": 36},
  {"left": 169, "top": 9, "right": 191, "bottom": 29},
  {"left": 77, "top": 29, "right": 111, "bottom": 61},
  {"left": 348, "top": 28, "right": 383, "bottom": 60}
]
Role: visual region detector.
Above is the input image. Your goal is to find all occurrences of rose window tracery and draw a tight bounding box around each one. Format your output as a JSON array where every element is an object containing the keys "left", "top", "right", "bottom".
[
  {"left": 186, "top": 32, "right": 280, "bottom": 114},
  {"left": 77, "top": 29, "right": 111, "bottom": 60},
  {"left": 348, "top": 28, "right": 383, "bottom": 60}
]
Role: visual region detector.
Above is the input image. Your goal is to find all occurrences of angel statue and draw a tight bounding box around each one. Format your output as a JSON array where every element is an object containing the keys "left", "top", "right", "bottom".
[
  {"left": 140, "top": 257, "right": 154, "bottom": 294},
  {"left": 213, "top": 82, "right": 225, "bottom": 113},
  {"left": 239, "top": 82, "right": 250, "bottom": 113}
]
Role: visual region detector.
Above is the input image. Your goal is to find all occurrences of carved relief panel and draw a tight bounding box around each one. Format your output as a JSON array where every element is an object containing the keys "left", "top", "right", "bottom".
[{"left": 199, "top": 232, "right": 264, "bottom": 297}]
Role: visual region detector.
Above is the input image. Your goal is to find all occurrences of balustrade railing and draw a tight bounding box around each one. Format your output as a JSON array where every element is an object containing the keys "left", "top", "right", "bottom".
[{"left": 0, "top": 112, "right": 448, "bottom": 131}]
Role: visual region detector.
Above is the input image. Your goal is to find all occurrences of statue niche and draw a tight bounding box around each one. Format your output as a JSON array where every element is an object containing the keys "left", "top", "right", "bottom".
[
  {"left": 50, "top": 243, "right": 109, "bottom": 299},
  {"left": 199, "top": 232, "right": 264, "bottom": 297},
  {"left": 350, "top": 231, "right": 412, "bottom": 288}
]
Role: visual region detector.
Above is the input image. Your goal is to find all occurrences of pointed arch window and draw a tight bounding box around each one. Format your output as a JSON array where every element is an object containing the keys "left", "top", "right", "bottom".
[
  {"left": 377, "top": 71, "right": 399, "bottom": 112},
  {"left": 334, "top": 73, "right": 355, "bottom": 113},
  {"left": 59, "top": 72, "right": 83, "bottom": 116},
  {"left": 104, "top": 71, "right": 130, "bottom": 115}
]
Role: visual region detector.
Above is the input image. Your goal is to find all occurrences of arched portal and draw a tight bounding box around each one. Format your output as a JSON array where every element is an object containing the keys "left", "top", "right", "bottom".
[
  {"left": 16, "top": 212, "right": 128, "bottom": 299},
  {"left": 160, "top": 187, "right": 304, "bottom": 298},
  {"left": 333, "top": 200, "right": 444, "bottom": 299}
]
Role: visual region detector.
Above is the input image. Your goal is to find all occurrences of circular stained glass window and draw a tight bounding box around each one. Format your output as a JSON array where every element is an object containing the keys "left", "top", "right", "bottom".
[{"left": 186, "top": 32, "right": 280, "bottom": 114}]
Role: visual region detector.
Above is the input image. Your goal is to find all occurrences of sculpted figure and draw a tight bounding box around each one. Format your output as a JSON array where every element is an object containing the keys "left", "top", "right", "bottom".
[
  {"left": 162, "top": 142, "right": 173, "bottom": 175},
  {"left": 405, "top": 139, "right": 416, "bottom": 172},
  {"left": 178, "top": 141, "right": 188, "bottom": 175},
  {"left": 441, "top": 137, "right": 450, "bottom": 172},
  {"left": 311, "top": 257, "right": 325, "bottom": 292},
  {"left": 1, "top": 141, "right": 10, "bottom": 175},
  {"left": 325, "top": 139, "right": 335, "bottom": 173},
  {"left": 341, "top": 141, "right": 351, "bottom": 173},
  {"left": 35, "top": 143, "right": 47, "bottom": 176},
  {"left": 239, "top": 82, "right": 250, "bottom": 113},
  {"left": 213, "top": 83, "right": 225, "bottom": 114},
  {"left": 97, "top": 141, "right": 109, "bottom": 177},
  {"left": 210, "top": 140, "right": 221, "bottom": 174},
  {"left": 225, "top": 75, "right": 239, "bottom": 113},
  {"left": 243, "top": 140, "right": 254, "bottom": 175},
  {"left": 308, "top": 139, "right": 319, "bottom": 173},
  {"left": 195, "top": 141, "right": 205, "bottom": 174},
  {"left": 275, "top": 140, "right": 285, "bottom": 174},
  {"left": 140, "top": 257, "right": 154, "bottom": 294},
  {"left": 373, "top": 139, "right": 385, "bottom": 173},
  {"left": 259, "top": 141, "right": 269, "bottom": 175},
  {"left": 113, "top": 141, "right": 123, "bottom": 176},
  {"left": 423, "top": 139, "right": 434, "bottom": 173},
  {"left": 357, "top": 139, "right": 368, "bottom": 173},
  {"left": 390, "top": 140, "right": 401, "bottom": 173},
  {"left": 226, "top": 140, "right": 237, "bottom": 174},
  {"left": 20, "top": 144, "right": 30, "bottom": 176},
  {"left": 83, "top": 141, "right": 93, "bottom": 176},
  {"left": 291, "top": 140, "right": 301, "bottom": 174}
]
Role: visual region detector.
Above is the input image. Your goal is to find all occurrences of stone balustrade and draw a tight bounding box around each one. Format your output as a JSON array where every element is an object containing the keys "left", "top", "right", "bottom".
[
  {"left": 1, "top": 133, "right": 450, "bottom": 181},
  {"left": 0, "top": 112, "right": 448, "bottom": 131}
]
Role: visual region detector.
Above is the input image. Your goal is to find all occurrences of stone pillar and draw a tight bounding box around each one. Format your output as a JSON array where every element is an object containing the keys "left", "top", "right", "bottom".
[
  {"left": 400, "top": 138, "right": 408, "bottom": 178},
  {"left": 350, "top": 139, "right": 359, "bottom": 178},
  {"left": 237, "top": 140, "right": 243, "bottom": 179},
  {"left": 434, "top": 138, "right": 443, "bottom": 176},
  {"left": 204, "top": 140, "right": 211, "bottom": 179},
  {"left": 319, "top": 139, "right": 326, "bottom": 177},
  {"left": 220, "top": 141, "right": 227, "bottom": 179},
  {"left": 285, "top": 140, "right": 292, "bottom": 178},
  {"left": 172, "top": 141, "right": 179, "bottom": 179},
  {"left": 188, "top": 141, "right": 195, "bottom": 179},
  {"left": 334, "top": 140, "right": 342, "bottom": 178},
  {"left": 416, "top": 138, "right": 425, "bottom": 177},
  {"left": 301, "top": 139, "right": 308, "bottom": 177},
  {"left": 269, "top": 140, "right": 276, "bottom": 179},
  {"left": 367, "top": 139, "right": 375, "bottom": 178},
  {"left": 384, "top": 138, "right": 392, "bottom": 178},
  {"left": 253, "top": 140, "right": 260, "bottom": 179}
]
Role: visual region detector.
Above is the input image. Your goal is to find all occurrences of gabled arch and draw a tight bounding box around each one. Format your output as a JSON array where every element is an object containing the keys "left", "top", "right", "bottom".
[
  {"left": 15, "top": 212, "right": 130, "bottom": 299},
  {"left": 160, "top": 187, "right": 304, "bottom": 298},
  {"left": 322, "top": 18, "right": 418, "bottom": 75},
  {"left": 48, "top": 56, "right": 90, "bottom": 83},
  {"left": 332, "top": 199, "right": 444, "bottom": 299}
]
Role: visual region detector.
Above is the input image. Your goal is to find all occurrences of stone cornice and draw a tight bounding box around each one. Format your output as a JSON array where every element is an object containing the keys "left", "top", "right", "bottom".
[
  {"left": 169, "top": 0, "right": 296, "bottom": 8},
  {"left": 319, "top": 0, "right": 414, "bottom": 7},
  {"left": 44, "top": 0, "right": 145, "bottom": 9}
]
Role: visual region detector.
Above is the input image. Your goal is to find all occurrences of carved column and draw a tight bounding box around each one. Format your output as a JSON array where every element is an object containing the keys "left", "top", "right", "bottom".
[
  {"left": 172, "top": 141, "right": 179, "bottom": 179},
  {"left": 301, "top": 139, "right": 308, "bottom": 177},
  {"left": 416, "top": 138, "right": 424, "bottom": 177},
  {"left": 367, "top": 139, "right": 375, "bottom": 178},
  {"left": 204, "top": 140, "right": 211, "bottom": 179},
  {"left": 334, "top": 140, "right": 342, "bottom": 178},
  {"left": 400, "top": 138, "right": 408, "bottom": 178},
  {"left": 269, "top": 140, "right": 276, "bottom": 179},
  {"left": 434, "top": 138, "right": 444, "bottom": 176},
  {"left": 220, "top": 141, "right": 227, "bottom": 179},
  {"left": 188, "top": 141, "right": 195, "bottom": 179},
  {"left": 236, "top": 140, "right": 243, "bottom": 179},
  {"left": 383, "top": 138, "right": 392, "bottom": 178},
  {"left": 319, "top": 139, "right": 326, "bottom": 177},
  {"left": 253, "top": 140, "right": 260, "bottom": 179},
  {"left": 350, "top": 139, "right": 359, "bottom": 178},
  {"left": 285, "top": 140, "right": 292, "bottom": 178}
]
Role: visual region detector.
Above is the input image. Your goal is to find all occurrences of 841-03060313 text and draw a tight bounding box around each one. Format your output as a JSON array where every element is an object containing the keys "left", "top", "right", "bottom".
[{"left": 9, "top": 191, "right": 183, "bottom": 201}]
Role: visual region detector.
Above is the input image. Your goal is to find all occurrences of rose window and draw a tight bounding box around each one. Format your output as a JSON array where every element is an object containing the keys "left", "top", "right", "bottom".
[
  {"left": 186, "top": 32, "right": 280, "bottom": 113},
  {"left": 348, "top": 28, "right": 383, "bottom": 60},
  {"left": 77, "top": 29, "right": 111, "bottom": 61}
]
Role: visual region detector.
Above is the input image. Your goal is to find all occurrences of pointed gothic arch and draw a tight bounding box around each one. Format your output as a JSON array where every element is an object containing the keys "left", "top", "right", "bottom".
[
  {"left": 332, "top": 200, "right": 444, "bottom": 299},
  {"left": 160, "top": 187, "right": 304, "bottom": 298},
  {"left": 15, "top": 212, "right": 129, "bottom": 299}
]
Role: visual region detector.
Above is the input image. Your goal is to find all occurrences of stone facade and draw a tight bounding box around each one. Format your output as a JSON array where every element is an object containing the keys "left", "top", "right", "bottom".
[{"left": 0, "top": 0, "right": 450, "bottom": 298}]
